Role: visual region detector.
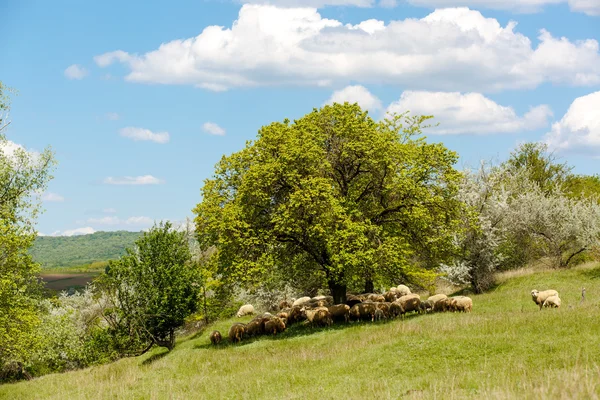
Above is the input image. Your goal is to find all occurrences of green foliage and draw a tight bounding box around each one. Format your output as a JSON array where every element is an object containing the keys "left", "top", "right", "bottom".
[
  {"left": 563, "top": 174, "right": 600, "bottom": 202},
  {"left": 194, "top": 103, "right": 463, "bottom": 301},
  {"left": 0, "top": 84, "right": 57, "bottom": 370},
  {"left": 101, "top": 222, "right": 201, "bottom": 352},
  {"left": 30, "top": 231, "right": 143, "bottom": 269},
  {"left": 505, "top": 142, "right": 571, "bottom": 194}
]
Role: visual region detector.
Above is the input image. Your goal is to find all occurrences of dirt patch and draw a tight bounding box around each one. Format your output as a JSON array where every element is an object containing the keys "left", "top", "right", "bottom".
[{"left": 39, "top": 273, "right": 100, "bottom": 294}]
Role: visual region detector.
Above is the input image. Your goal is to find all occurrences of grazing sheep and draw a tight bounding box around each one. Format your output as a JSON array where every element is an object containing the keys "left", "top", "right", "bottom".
[
  {"left": 302, "top": 308, "right": 333, "bottom": 327},
  {"left": 245, "top": 319, "right": 265, "bottom": 337},
  {"left": 433, "top": 297, "right": 454, "bottom": 312},
  {"left": 345, "top": 295, "right": 362, "bottom": 308},
  {"left": 328, "top": 304, "right": 351, "bottom": 323},
  {"left": 368, "top": 294, "right": 386, "bottom": 303},
  {"left": 279, "top": 300, "right": 292, "bottom": 310},
  {"left": 287, "top": 306, "right": 306, "bottom": 325},
  {"left": 264, "top": 317, "right": 286, "bottom": 335},
  {"left": 384, "top": 291, "right": 398, "bottom": 303},
  {"left": 543, "top": 295, "right": 561, "bottom": 309},
  {"left": 228, "top": 323, "right": 246, "bottom": 343},
  {"left": 452, "top": 296, "right": 473, "bottom": 313},
  {"left": 396, "top": 294, "right": 421, "bottom": 317},
  {"left": 374, "top": 309, "right": 385, "bottom": 321},
  {"left": 236, "top": 304, "right": 255, "bottom": 318},
  {"left": 396, "top": 285, "right": 412, "bottom": 297},
  {"left": 292, "top": 297, "right": 312, "bottom": 307},
  {"left": 349, "top": 303, "right": 377, "bottom": 321},
  {"left": 376, "top": 302, "right": 391, "bottom": 318},
  {"left": 389, "top": 287, "right": 399, "bottom": 293},
  {"left": 277, "top": 310, "right": 290, "bottom": 320},
  {"left": 531, "top": 289, "right": 559, "bottom": 310},
  {"left": 426, "top": 294, "right": 448, "bottom": 309},
  {"left": 389, "top": 302, "right": 403, "bottom": 318},
  {"left": 209, "top": 331, "right": 222, "bottom": 345}
]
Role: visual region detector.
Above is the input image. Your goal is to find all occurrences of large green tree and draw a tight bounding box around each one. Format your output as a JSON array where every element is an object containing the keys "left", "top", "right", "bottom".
[
  {"left": 194, "top": 103, "right": 463, "bottom": 303},
  {"left": 101, "top": 222, "right": 200, "bottom": 352},
  {"left": 0, "top": 81, "right": 57, "bottom": 370}
]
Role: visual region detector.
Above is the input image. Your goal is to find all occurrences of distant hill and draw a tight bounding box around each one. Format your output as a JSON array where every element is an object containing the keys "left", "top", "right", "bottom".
[{"left": 30, "top": 231, "right": 143, "bottom": 269}]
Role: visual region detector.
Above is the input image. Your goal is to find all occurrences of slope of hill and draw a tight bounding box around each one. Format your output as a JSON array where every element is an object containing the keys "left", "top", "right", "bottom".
[
  {"left": 30, "top": 231, "right": 143, "bottom": 269},
  {"left": 2, "top": 263, "right": 600, "bottom": 399}
]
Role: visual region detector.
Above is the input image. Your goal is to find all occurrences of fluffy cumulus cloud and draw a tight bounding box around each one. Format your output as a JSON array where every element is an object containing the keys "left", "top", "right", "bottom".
[
  {"left": 386, "top": 91, "right": 552, "bottom": 134},
  {"left": 94, "top": 6, "right": 600, "bottom": 92},
  {"left": 64, "top": 64, "right": 89, "bottom": 80},
  {"left": 544, "top": 91, "right": 600, "bottom": 155},
  {"left": 325, "top": 85, "right": 382, "bottom": 111},
  {"left": 41, "top": 192, "right": 65, "bottom": 202},
  {"left": 119, "top": 127, "right": 170, "bottom": 143},
  {"left": 86, "top": 215, "right": 154, "bottom": 226},
  {"left": 103, "top": 175, "right": 165, "bottom": 185},
  {"left": 202, "top": 122, "right": 226, "bottom": 136},
  {"left": 50, "top": 227, "right": 96, "bottom": 237},
  {"left": 241, "top": 0, "right": 374, "bottom": 6},
  {"left": 404, "top": 0, "right": 600, "bottom": 15}
]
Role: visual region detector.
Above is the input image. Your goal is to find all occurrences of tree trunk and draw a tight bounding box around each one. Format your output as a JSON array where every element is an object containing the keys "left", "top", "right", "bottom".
[
  {"left": 364, "top": 279, "right": 374, "bottom": 294},
  {"left": 154, "top": 329, "right": 175, "bottom": 351},
  {"left": 328, "top": 280, "right": 347, "bottom": 304}
]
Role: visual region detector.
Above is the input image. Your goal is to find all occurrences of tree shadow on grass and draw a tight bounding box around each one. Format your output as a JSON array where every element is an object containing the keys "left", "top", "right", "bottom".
[
  {"left": 140, "top": 350, "right": 170, "bottom": 365},
  {"left": 579, "top": 266, "right": 600, "bottom": 280},
  {"left": 193, "top": 317, "right": 406, "bottom": 350}
]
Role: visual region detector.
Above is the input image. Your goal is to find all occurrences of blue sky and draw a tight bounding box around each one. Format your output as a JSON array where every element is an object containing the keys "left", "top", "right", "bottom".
[{"left": 1, "top": 0, "right": 599, "bottom": 236}]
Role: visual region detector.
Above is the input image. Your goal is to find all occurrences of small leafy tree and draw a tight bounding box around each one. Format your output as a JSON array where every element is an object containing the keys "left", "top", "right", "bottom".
[{"left": 101, "top": 222, "right": 200, "bottom": 352}]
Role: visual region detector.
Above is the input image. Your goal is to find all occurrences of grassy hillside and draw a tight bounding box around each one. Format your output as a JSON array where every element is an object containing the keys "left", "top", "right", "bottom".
[
  {"left": 3, "top": 264, "right": 600, "bottom": 399},
  {"left": 30, "top": 231, "right": 142, "bottom": 269}
]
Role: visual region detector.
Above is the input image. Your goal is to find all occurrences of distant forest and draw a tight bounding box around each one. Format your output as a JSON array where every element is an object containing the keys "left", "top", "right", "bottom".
[{"left": 30, "top": 231, "right": 143, "bottom": 268}]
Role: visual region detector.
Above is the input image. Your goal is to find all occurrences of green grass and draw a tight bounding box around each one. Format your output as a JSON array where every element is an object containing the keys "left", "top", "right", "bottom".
[{"left": 3, "top": 263, "right": 600, "bottom": 399}]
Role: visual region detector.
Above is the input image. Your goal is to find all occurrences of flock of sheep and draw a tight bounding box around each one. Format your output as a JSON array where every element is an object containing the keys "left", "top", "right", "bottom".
[{"left": 207, "top": 285, "right": 561, "bottom": 345}]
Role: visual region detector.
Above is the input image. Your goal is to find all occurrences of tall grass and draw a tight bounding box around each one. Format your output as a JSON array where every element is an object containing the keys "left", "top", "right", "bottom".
[{"left": 3, "top": 264, "right": 600, "bottom": 399}]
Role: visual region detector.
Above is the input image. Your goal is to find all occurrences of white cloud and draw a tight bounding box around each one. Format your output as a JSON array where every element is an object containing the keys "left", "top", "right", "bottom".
[
  {"left": 103, "top": 175, "right": 165, "bottom": 185},
  {"left": 386, "top": 91, "right": 552, "bottom": 134},
  {"left": 103, "top": 208, "right": 117, "bottom": 214},
  {"left": 404, "top": 0, "right": 600, "bottom": 15},
  {"left": 94, "top": 6, "right": 600, "bottom": 92},
  {"left": 325, "top": 85, "right": 382, "bottom": 111},
  {"left": 52, "top": 227, "right": 96, "bottom": 237},
  {"left": 64, "top": 64, "right": 89, "bottom": 80},
  {"left": 106, "top": 112, "right": 120, "bottom": 121},
  {"left": 202, "top": 122, "right": 226, "bottom": 136},
  {"left": 568, "top": 0, "right": 600, "bottom": 16},
  {"left": 87, "top": 215, "right": 154, "bottom": 226},
  {"left": 241, "top": 0, "right": 374, "bottom": 6},
  {"left": 41, "top": 192, "right": 65, "bottom": 202},
  {"left": 544, "top": 91, "right": 600, "bottom": 156},
  {"left": 1, "top": 138, "right": 41, "bottom": 162},
  {"left": 119, "top": 127, "right": 170, "bottom": 143}
]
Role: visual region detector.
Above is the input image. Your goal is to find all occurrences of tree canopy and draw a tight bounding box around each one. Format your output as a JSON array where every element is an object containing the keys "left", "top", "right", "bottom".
[{"left": 194, "top": 103, "right": 464, "bottom": 303}]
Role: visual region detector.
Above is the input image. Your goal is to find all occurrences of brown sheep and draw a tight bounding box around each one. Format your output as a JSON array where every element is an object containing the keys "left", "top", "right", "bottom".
[
  {"left": 245, "top": 318, "right": 266, "bottom": 337},
  {"left": 264, "top": 317, "right": 286, "bottom": 335},
  {"left": 389, "top": 302, "right": 403, "bottom": 318},
  {"left": 367, "top": 294, "right": 386, "bottom": 303},
  {"left": 452, "top": 296, "right": 473, "bottom": 312},
  {"left": 328, "top": 304, "right": 351, "bottom": 323},
  {"left": 303, "top": 308, "right": 333, "bottom": 327},
  {"left": 426, "top": 294, "right": 448, "bottom": 309},
  {"left": 384, "top": 291, "right": 398, "bottom": 303},
  {"left": 434, "top": 297, "right": 453, "bottom": 312},
  {"left": 531, "top": 289, "right": 559, "bottom": 310},
  {"left": 279, "top": 300, "right": 292, "bottom": 310},
  {"left": 396, "top": 294, "right": 421, "bottom": 318},
  {"left": 349, "top": 303, "right": 377, "bottom": 321},
  {"left": 345, "top": 294, "right": 362, "bottom": 308},
  {"left": 376, "top": 302, "right": 391, "bottom": 318},
  {"left": 374, "top": 309, "right": 385, "bottom": 321},
  {"left": 287, "top": 306, "right": 306, "bottom": 325},
  {"left": 209, "top": 330, "right": 222, "bottom": 345},
  {"left": 228, "top": 323, "right": 246, "bottom": 343}
]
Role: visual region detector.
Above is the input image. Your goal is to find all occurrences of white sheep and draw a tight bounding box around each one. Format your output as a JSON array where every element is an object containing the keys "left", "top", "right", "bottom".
[
  {"left": 236, "top": 304, "right": 255, "bottom": 318},
  {"left": 396, "top": 285, "right": 412, "bottom": 297},
  {"left": 292, "top": 296, "right": 312, "bottom": 307},
  {"left": 531, "top": 289, "right": 559, "bottom": 310},
  {"left": 543, "top": 295, "right": 561, "bottom": 309}
]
